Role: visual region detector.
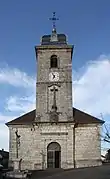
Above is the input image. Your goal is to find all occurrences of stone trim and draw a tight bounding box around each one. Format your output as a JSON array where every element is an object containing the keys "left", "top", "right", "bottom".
[
  {"left": 76, "top": 123, "right": 100, "bottom": 127},
  {"left": 36, "top": 81, "right": 72, "bottom": 85},
  {"left": 41, "top": 132, "right": 68, "bottom": 135},
  {"left": 35, "top": 45, "right": 73, "bottom": 50}
]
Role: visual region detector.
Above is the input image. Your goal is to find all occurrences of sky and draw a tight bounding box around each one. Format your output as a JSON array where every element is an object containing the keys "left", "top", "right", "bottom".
[{"left": 0, "top": 0, "right": 110, "bottom": 153}]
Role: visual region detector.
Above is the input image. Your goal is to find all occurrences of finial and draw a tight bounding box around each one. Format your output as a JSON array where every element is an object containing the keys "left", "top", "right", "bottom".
[{"left": 49, "top": 12, "right": 59, "bottom": 33}]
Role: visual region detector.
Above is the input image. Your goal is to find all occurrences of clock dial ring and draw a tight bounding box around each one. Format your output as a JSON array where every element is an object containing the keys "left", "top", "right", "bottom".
[{"left": 49, "top": 72, "right": 59, "bottom": 81}]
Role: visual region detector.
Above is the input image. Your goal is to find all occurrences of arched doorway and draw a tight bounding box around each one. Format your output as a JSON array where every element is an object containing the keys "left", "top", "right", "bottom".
[{"left": 47, "top": 142, "right": 61, "bottom": 168}]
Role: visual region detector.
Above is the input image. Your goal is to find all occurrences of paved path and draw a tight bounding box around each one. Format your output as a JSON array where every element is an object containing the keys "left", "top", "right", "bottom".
[
  {"left": 42, "top": 165, "right": 110, "bottom": 179},
  {"left": 2, "top": 164, "right": 110, "bottom": 179}
]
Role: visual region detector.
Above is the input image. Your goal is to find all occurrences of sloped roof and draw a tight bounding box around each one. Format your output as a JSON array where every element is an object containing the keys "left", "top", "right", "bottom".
[
  {"left": 6, "top": 108, "right": 104, "bottom": 126},
  {"left": 6, "top": 110, "right": 36, "bottom": 125},
  {"left": 73, "top": 108, "right": 104, "bottom": 124}
]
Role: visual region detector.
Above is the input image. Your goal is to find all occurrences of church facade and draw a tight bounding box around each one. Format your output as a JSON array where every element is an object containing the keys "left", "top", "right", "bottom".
[{"left": 6, "top": 16, "right": 104, "bottom": 170}]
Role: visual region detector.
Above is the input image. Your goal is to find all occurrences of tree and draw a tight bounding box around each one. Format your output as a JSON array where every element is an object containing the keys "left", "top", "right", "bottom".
[
  {"left": 103, "top": 124, "right": 110, "bottom": 143},
  {"left": 101, "top": 122, "right": 110, "bottom": 162},
  {"left": 100, "top": 114, "right": 110, "bottom": 143}
]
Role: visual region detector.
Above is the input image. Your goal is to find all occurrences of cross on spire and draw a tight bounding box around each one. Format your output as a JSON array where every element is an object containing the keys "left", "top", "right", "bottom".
[{"left": 49, "top": 12, "right": 59, "bottom": 32}]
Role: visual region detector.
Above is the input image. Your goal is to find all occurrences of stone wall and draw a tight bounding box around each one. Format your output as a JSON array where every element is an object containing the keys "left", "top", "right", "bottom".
[
  {"left": 36, "top": 46, "right": 73, "bottom": 122},
  {"left": 9, "top": 123, "right": 74, "bottom": 170},
  {"left": 8, "top": 126, "right": 17, "bottom": 168},
  {"left": 8, "top": 123, "right": 102, "bottom": 170},
  {"left": 75, "top": 124, "right": 102, "bottom": 168}
]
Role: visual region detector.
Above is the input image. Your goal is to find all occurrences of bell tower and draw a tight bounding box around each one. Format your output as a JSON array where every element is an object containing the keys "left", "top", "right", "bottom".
[{"left": 35, "top": 13, "right": 73, "bottom": 122}]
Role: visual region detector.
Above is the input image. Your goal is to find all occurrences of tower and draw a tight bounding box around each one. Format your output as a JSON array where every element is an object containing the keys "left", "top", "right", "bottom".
[{"left": 35, "top": 13, "right": 73, "bottom": 123}]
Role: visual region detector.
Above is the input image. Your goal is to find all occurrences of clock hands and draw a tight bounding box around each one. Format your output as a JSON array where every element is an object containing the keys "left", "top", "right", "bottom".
[
  {"left": 49, "top": 72, "right": 59, "bottom": 81},
  {"left": 52, "top": 73, "right": 55, "bottom": 79}
]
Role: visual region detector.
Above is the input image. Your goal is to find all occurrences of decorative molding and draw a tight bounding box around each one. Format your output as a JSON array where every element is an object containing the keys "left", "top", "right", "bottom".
[
  {"left": 36, "top": 81, "right": 72, "bottom": 85},
  {"left": 41, "top": 132, "right": 68, "bottom": 135}
]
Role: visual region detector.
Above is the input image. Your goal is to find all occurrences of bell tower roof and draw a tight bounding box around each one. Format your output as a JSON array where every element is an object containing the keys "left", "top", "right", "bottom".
[
  {"left": 41, "top": 12, "right": 67, "bottom": 45},
  {"left": 41, "top": 34, "right": 67, "bottom": 45}
]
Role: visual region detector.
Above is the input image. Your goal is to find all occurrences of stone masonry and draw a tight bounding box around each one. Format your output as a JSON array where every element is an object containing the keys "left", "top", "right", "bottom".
[
  {"left": 35, "top": 46, "right": 73, "bottom": 122},
  {"left": 8, "top": 122, "right": 102, "bottom": 170},
  {"left": 7, "top": 28, "right": 103, "bottom": 170}
]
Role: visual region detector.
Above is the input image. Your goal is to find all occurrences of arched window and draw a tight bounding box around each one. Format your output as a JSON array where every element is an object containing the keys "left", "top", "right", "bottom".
[{"left": 50, "top": 55, "right": 58, "bottom": 68}]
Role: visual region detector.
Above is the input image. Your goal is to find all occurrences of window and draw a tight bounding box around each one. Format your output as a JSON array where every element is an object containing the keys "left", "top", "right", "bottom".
[{"left": 50, "top": 55, "right": 58, "bottom": 68}]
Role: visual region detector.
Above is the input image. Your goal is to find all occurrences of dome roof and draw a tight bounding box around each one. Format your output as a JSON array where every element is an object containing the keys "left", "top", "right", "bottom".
[{"left": 41, "top": 33, "right": 67, "bottom": 45}]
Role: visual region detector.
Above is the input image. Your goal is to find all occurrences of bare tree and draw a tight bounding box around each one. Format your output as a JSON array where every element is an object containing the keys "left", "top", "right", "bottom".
[
  {"left": 102, "top": 123, "right": 110, "bottom": 143},
  {"left": 100, "top": 114, "right": 110, "bottom": 143},
  {"left": 100, "top": 114, "right": 110, "bottom": 161},
  {"left": 99, "top": 114, "right": 110, "bottom": 161}
]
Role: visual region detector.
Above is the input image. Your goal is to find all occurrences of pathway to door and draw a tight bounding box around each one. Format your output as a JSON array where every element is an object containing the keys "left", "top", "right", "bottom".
[{"left": 47, "top": 142, "right": 61, "bottom": 168}]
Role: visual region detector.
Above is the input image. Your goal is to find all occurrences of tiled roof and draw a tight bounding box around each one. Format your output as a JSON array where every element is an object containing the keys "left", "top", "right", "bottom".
[{"left": 6, "top": 108, "right": 104, "bottom": 126}]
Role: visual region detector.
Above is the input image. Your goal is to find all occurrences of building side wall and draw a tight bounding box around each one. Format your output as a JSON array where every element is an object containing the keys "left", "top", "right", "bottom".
[
  {"left": 8, "top": 127, "right": 17, "bottom": 168},
  {"left": 75, "top": 124, "right": 102, "bottom": 168}
]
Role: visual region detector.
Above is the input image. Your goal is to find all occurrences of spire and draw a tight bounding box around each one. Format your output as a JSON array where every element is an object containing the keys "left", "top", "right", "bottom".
[{"left": 49, "top": 12, "right": 59, "bottom": 34}]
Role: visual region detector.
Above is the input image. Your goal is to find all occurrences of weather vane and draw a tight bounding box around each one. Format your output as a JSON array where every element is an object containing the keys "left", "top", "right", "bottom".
[{"left": 49, "top": 12, "right": 59, "bottom": 31}]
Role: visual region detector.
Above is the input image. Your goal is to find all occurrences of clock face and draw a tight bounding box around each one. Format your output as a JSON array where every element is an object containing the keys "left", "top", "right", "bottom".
[{"left": 49, "top": 72, "right": 59, "bottom": 81}]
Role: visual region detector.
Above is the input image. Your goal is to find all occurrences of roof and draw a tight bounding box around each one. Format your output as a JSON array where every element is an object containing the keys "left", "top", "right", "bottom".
[
  {"left": 73, "top": 108, "right": 104, "bottom": 124},
  {"left": 6, "top": 110, "right": 35, "bottom": 125},
  {"left": 41, "top": 34, "right": 67, "bottom": 45},
  {"left": 6, "top": 108, "right": 104, "bottom": 126}
]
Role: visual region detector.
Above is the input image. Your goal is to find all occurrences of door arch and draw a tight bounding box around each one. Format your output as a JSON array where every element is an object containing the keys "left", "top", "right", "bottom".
[{"left": 47, "top": 142, "right": 61, "bottom": 168}]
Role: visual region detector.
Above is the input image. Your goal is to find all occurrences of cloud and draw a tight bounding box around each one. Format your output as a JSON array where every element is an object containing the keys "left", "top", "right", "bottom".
[
  {"left": 0, "top": 66, "right": 35, "bottom": 88},
  {"left": 0, "top": 65, "right": 36, "bottom": 117},
  {"left": 73, "top": 54, "right": 110, "bottom": 118},
  {"left": 0, "top": 114, "right": 15, "bottom": 123},
  {"left": 6, "top": 95, "right": 35, "bottom": 114}
]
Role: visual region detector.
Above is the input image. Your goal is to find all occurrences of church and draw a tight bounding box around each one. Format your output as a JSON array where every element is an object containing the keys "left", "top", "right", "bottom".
[{"left": 6, "top": 13, "right": 104, "bottom": 170}]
